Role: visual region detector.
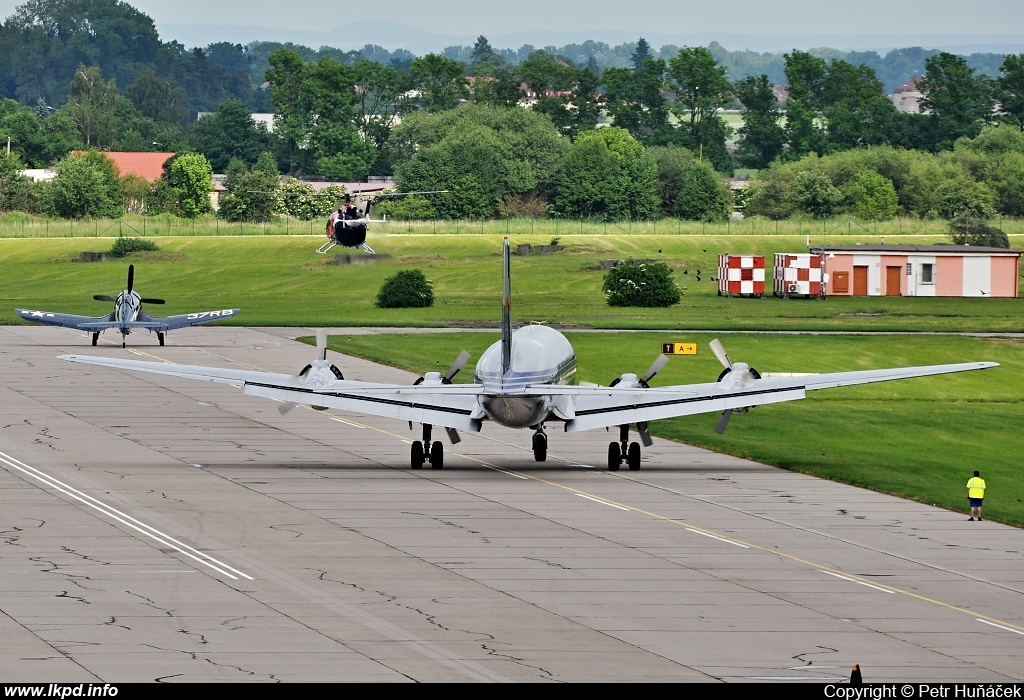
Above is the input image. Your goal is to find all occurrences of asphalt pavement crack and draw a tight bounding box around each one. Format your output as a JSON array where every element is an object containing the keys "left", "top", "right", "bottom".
[{"left": 128, "top": 590, "right": 175, "bottom": 617}]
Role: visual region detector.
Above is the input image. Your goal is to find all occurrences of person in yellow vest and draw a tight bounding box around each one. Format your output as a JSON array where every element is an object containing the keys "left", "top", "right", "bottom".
[{"left": 966, "top": 471, "right": 986, "bottom": 521}]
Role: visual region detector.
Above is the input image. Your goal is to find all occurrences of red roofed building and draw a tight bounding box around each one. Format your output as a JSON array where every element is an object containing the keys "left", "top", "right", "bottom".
[
  {"left": 891, "top": 77, "right": 925, "bottom": 114},
  {"left": 72, "top": 152, "right": 175, "bottom": 181}
]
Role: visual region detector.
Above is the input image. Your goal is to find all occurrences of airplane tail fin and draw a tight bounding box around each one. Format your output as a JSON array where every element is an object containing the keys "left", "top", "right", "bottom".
[{"left": 501, "top": 237, "right": 511, "bottom": 376}]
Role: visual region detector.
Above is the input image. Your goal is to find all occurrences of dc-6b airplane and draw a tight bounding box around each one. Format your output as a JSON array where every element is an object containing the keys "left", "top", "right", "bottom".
[
  {"left": 18, "top": 264, "right": 240, "bottom": 347},
  {"left": 59, "top": 240, "right": 997, "bottom": 470}
]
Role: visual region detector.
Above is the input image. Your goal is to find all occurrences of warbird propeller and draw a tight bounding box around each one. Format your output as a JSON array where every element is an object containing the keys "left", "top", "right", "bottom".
[
  {"left": 59, "top": 241, "right": 996, "bottom": 470},
  {"left": 18, "top": 264, "right": 240, "bottom": 347}
]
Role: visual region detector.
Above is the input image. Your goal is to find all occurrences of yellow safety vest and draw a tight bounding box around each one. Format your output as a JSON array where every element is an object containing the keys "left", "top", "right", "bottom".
[{"left": 967, "top": 477, "right": 986, "bottom": 499}]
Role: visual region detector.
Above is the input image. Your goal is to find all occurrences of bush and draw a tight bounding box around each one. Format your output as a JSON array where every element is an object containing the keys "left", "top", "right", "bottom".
[
  {"left": 110, "top": 236, "right": 159, "bottom": 258},
  {"left": 948, "top": 218, "right": 1010, "bottom": 248},
  {"left": 603, "top": 261, "right": 681, "bottom": 307},
  {"left": 375, "top": 269, "right": 435, "bottom": 308}
]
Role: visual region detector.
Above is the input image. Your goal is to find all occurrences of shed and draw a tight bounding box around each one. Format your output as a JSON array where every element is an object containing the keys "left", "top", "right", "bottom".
[
  {"left": 718, "top": 254, "right": 765, "bottom": 297},
  {"left": 811, "top": 245, "right": 1022, "bottom": 298},
  {"left": 774, "top": 253, "right": 824, "bottom": 298}
]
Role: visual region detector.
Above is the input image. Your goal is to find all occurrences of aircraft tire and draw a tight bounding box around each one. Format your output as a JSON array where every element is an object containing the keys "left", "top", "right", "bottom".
[
  {"left": 532, "top": 432, "right": 547, "bottom": 462},
  {"left": 608, "top": 442, "right": 621, "bottom": 471},
  {"left": 628, "top": 442, "right": 641, "bottom": 471},
  {"left": 91, "top": 333, "right": 99, "bottom": 346},
  {"left": 430, "top": 441, "right": 443, "bottom": 470},
  {"left": 411, "top": 441, "right": 424, "bottom": 469},
  {"left": 157, "top": 332, "right": 165, "bottom": 346}
]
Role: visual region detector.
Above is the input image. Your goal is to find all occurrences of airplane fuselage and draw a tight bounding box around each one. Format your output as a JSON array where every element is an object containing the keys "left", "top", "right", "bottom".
[
  {"left": 114, "top": 290, "right": 142, "bottom": 334},
  {"left": 473, "top": 325, "right": 577, "bottom": 428}
]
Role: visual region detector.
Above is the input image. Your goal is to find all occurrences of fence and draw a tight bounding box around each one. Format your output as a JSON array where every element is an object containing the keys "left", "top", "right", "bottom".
[{"left": 0, "top": 213, "right": 1021, "bottom": 239}]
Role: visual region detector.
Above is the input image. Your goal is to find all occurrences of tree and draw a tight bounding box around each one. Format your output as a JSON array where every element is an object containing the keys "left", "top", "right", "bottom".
[
  {"left": 666, "top": 47, "right": 734, "bottom": 172},
  {"left": 648, "top": 145, "right": 697, "bottom": 217},
  {"left": 997, "top": 53, "right": 1024, "bottom": 131},
  {"left": 410, "top": 54, "right": 468, "bottom": 112},
  {"left": 602, "top": 58, "right": 669, "bottom": 141},
  {"left": 217, "top": 165, "right": 277, "bottom": 223},
  {"left": 788, "top": 170, "right": 842, "bottom": 218},
  {"left": 553, "top": 127, "right": 659, "bottom": 220},
  {"left": 265, "top": 49, "right": 307, "bottom": 174},
  {"left": 603, "top": 260, "right": 680, "bottom": 307},
  {"left": 375, "top": 269, "right": 434, "bottom": 308},
  {"left": 124, "top": 69, "right": 188, "bottom": 126},
  {"left": 519, "top": 51, "right": 600, "bottom": 138},
  {"left": 674, "top": 162, "right": 730, "bottom": 221},
  {"left": 843, "top": 170, "right": 898, "bottom": 219},
  {"left": 0, "top": 152, "right": 34, "bottom": 211},
  {"left": 733, "top": 74, "right": 786, "bottom": 168},
  {"left": 920, "top": 53, "right": 994, "bottom": 151},
  {"left": 0, "top": 0, "right": 163, "bottom": 106},
  {"left": 189, "top": 100, "right": 272, "bottom": 173},
  {"left": 45, "top": 149, "right": 123, "bottom": 218},
  {"left": 61, "top": 65, "right": 119, "bottom": 148},
  {"left": 276, "top": 178, "right": 344, "bottom": 220},
  {"left": 470, "top": 36, "right": 496, "bottom": 66},
  {"left": 949, "top": 217, "right": 1009, "bottom": 248},
  {"left": 352, "top": 60, "right": 413, "bottom": 172},
  {"left": 630, "top": 38, "right": 651, "bottom": 73},
  {"left": 166, "top": 153, "right": 213, "bottom": 218}
]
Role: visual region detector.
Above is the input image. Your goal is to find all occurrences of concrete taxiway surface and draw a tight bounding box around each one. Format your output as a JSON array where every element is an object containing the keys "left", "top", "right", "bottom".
[{"left": 0, "top": 325, "right": 1021, "bottom": 682}]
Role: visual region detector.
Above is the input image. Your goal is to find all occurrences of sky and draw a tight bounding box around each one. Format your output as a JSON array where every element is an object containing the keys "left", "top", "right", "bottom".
[{"left": 1, "top": 0, "right": 1022, "bottom": 51}]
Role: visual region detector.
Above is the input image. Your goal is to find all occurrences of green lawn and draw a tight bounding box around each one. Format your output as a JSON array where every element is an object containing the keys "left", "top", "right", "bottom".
[
  {"left": 2, "top": 234, "right": 1022, "bottom": 332},
  {"left": 314, "top": 331, "right": 1024, "bottom": 527}
]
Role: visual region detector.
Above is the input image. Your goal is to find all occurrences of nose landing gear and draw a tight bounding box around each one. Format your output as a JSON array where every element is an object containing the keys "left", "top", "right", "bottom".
[
  {"left": 532, "top": 428, "right": 547, "bottom": 462},
  {"left": 608, "top": 424, "right": 641, "bottom": 471}
]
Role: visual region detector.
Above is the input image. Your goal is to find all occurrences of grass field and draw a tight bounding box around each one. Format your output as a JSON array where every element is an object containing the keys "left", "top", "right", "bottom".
[
  {"left": 2, "top": 234, "right": 1022, "bottom": 332},
  {"left": 314, "top": 331, "right": 1024, "bottom": 527}
]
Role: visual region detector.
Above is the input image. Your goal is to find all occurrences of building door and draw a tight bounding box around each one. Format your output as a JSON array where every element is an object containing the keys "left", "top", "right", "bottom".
[
  {"left": 833, "top": 271, "right": 849, "bottom": 294},
  {"left": 853, "top": 266, "right": 868, "bottom": 295},
  {"left": 886, "top": 266, "right": 902, "bottom": 296}
]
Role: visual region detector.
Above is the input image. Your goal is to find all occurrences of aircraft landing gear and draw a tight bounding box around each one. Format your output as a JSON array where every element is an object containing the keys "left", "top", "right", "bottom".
[
  {"left": 411, "top": 424, "right": 444, "bottom": 470},
  {"left": 532, "top": 428, "right": 547, "bottom": 462},
  {"left": 157, "top": 332, "right": 165, "bottom": 346},
  {"left": 91, "top": 332, "right": 99, "bottom": 346},
  {"left": 608, "top": 424, "right": 641, "bottom": 471}
]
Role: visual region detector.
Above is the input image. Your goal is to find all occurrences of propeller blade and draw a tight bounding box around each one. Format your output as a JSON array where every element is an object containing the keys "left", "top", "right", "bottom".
[
  {"left": 316, "top": 329, "right": 328, "bottom": 361},
  {"left": 637, "top": 422, "right": 653, "bottom": 447},
  {"left": 278, "top": 401, "right": 297, "bottom": 415},
  {"left": 445, "top": 350, "right": 471, "bottom": 382},
  {"left": 127, "top": 264, "right": 134, "bottom": 293},
  {"left": 709, "top": 338, "right": 732, "bottom": 370},
  {"left": 641, "top": 354, "right": 669, "bottom": 383},
  {"left": 445, "top": 427, "right": 461, "bottom": 444},
  {"left": 140, "top": 298, "right": 165, "bottom": 304},
  {"left": 714, "top": 409, "right": 733, "bottom": 435},
  {"left": 93, "top": 295, "right": 116, "bottom": 302}
]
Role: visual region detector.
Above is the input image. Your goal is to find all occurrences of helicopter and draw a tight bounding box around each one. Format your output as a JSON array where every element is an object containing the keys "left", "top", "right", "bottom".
[{"left": 316, "top": 189, "right": 447, "bottom": 256}]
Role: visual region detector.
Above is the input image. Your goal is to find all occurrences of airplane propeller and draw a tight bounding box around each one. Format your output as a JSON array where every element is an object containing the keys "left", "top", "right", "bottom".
[
  {"left": 444, "top": 350, "right": 471, "bottom": 384},
  {"left": 141, "top": 298, "right": 165, "bottom": 304},
  {"left": 640, "top": 354, "right": 668, "bottom": 387},
  {"left": 127, "top": 264, "right": 134, "bottom": 293},
  {"left": 277, "top": 330, "right": 333, "bottom": 415},
  {"left": 709, "top": 338, "right": 760, "bottom": 434},
  {"left": 93, "top": 295, "right": 116, "bottom": 302}
]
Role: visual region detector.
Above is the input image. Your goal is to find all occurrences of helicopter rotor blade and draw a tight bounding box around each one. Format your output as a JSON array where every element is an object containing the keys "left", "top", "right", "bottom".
[
  {"left": 709, "top": 338, "right": 732, "bottom": 370},
  {"left": 444, "top": 350, "right": 471, "bottom": 382}
]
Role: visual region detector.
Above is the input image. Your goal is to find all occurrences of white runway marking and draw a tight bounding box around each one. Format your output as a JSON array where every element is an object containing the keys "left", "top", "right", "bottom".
[
  {"left": 329, "top": 416, "right": 364, "bottom": 429},
  {"left": 685, "top": 528, "right": 750, "bottom": 548},
  {"left": 977, "top": 619, "right": 1024, "bottom": 636},
  {"left": 821, "top": 570, "right": 893, "bottom": 593},
  {"left": 577, "top": 494, "right": 629, "bottom": 510},
  {"left": 0, "top": 450, "right": 253, "bottom": 581}
]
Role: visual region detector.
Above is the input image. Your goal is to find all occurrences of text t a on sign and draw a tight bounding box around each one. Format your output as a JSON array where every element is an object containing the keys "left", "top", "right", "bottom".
[{"left": 662, "top": 342, "right": 697, "bottom": 355}]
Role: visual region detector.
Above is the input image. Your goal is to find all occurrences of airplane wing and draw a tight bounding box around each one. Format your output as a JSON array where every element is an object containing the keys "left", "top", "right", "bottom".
[
  {"left": 58, "top": 354, "right": 483, "bottom": 432},
  {"left": 16, "top": 309, "right": 114, "bottom": 330},
  {"left": 137, "top": 309, "right": 241, "bottom": 332},
  {"left": 539, "top": 362, "right": 998, "bottom": 432}
]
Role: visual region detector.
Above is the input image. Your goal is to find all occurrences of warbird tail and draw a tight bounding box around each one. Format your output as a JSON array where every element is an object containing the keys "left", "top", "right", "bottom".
[{"left": 501, "top": 237, "right": 512, "bottom": 377}]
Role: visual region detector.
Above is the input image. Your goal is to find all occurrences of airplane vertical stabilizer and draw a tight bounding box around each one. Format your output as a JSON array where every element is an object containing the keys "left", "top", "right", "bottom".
[{"left": 501, "top": 237, "right": 512, "bottom": 376}]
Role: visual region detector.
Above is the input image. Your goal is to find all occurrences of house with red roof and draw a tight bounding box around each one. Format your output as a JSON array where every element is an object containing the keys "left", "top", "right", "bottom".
[
  {"left": 891, "top": 77, "right": 926, "bottom": 114},
  {"left": 72, "top": 152, "right": 176, "bottom": 181}
]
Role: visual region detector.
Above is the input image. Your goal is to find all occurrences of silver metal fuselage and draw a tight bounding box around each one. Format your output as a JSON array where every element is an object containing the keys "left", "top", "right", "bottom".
[{"left": 473, "top": 325, "right": 577, "bottom": 428}]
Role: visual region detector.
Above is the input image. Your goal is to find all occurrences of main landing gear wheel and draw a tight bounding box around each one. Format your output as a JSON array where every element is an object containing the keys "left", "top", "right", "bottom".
[
  {"left": 157, "top": 332, "right": 165, "bottom": 346},
  {"left": 410, "top": 441, "right": 424, "bottom": 469},
  {"left": 532, "top": 431, "right": 547, "bottom": 462},
  {"left": 608, "top": 442, "right": 621, "bottom": 471},
  {"left": 91, "top": 332, "right": 99, "bottom": 346},
  {"left": 430, "top": 441, "right": 444, "bottom": 470},
  {"left": 627, "top": 442, "right": 641, "bottom": 471}
]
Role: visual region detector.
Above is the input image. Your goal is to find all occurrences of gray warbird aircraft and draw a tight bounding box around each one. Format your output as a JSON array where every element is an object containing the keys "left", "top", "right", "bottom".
[
  {"left": 18, "top": 264, "right": 240, "bottom": 348},
  {"left": 59, "top": 240, "right": 996, "bottom": 471}
]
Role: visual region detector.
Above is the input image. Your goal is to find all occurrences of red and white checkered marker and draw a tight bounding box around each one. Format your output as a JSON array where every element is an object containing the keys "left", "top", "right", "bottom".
[
  {"left": 718, "top": 255, "right": 765, "bottom": 296},
  {"left": 774, "top": 254, "right": 823, "bottom": 297}
]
